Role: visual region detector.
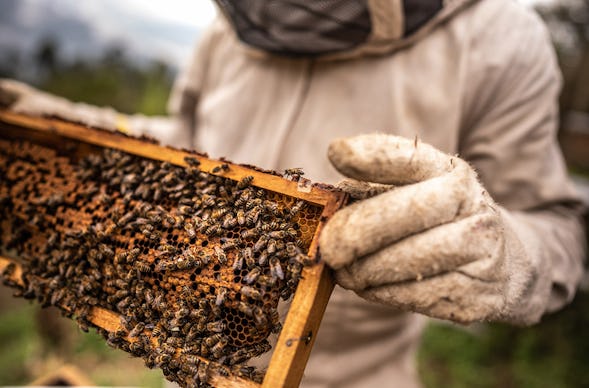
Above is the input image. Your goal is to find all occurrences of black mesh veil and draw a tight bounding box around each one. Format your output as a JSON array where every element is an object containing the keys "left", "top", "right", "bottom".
[{"left": 214, "top": 0, "right": 372, "bottom": 56}]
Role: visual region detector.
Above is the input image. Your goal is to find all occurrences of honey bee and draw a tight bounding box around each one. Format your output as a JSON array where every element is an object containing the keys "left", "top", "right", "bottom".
[
  {"left": 237, "top": 301, "right": 254, "bottom": 317},
  {"left": 270, "top": 257, "right": 285, "bottom": 280},
  {"left": 1, "top": 262, "right": 16, "bottom": 278},
  {"left": 284, "top": 167, "right": 304, "bottom": 179},
  {"left": 232, "top": 252, "right": 244, "bottom": 271},
  {"left": 222, "top": 213, "right": 237, "bottom": 229},
  {"left": 211, "top": 163, "right": 230, "bottom": 173},
  {"left": 210, "top": 336, "right": 228, "bottom": 358},
  {"left": 290, "top": 200, "right": 305, "bottom": 216},
  {"left": 153, "top": 187, "right": 163, "bottom": 202},
  {"left": 128, "top": 247, "right": 141, "bottom": 260},
  {"left": 202, "top": 195, "right": 216, "bottom": 208},
  {"left": 129, "top": 322, "right": 145, "bottom": 337},
  {"left": 241, "top": 227, "right": 260, "bottom": 239},
  {"left": 117, "top": 210, "right": 135, "bottom": 226},
  {"left": 240, "top": 247, "right": 254, "bottom": 268},
  {"left": 240, "top": 285, "right": 262, "bottom": 301},
  {"left": 154, "top": 353, "right": 172, "bottom": 367},
  {"left": 152, "top": 295, "right": 166, "bottom": 311},
  {"left": 179, "top": 205, "right": 193, "bottom": 216},
  {"left": 260, "top": 221, "right": 277, "bottom": 232},
  {"left": 234, "top": 190, "right": 252, "bottom": 207},
  {"left": 245, "top": 208, "right": 261, "bottom": 226},
  {"left": 213, "top": 246, "right": 227, "bottom": 264},
  {"left": 264, "top": 200, "right": 280, "bottom": 215},
  {"left": 98, "top": 243, "right": 115, "bottom": 259},
  {"left": 258, "top": 250, "right": 269, "bottom": 266},
  {"left": 235, "top": 209, "right": 246, "bottom": 225},
  {"left": 221, "top": 238, "right": 238, "bottom": 251},
  {"left": 268, "top": 230, "right": 286, "bottom": 239},
  {"left": 184, "top": 156, "right": 201, "bottom": 167},
  {"left": 206, "top": 320, "right": 226, "bottom": 333},
  {"left": 128, "top": 341, "right": 146, "bottom": 357},
  {"left": 246, "top": 198, "right": 262, "bottom": 210},
  {"left": 215, "top": 364, "right": 231, "bottom": 377},
  {"left": 151, "top": 323, "right": 163, "bottom": 337},
  {"left": 267, "top": 238, "right": 277, "bottom": 254},
  {"left": 203, "top": 333, "right": 224, "bottom": 348},
  {"left": 162, "top": 213, "right": 177, "bottom": 227},
  {"left": 146, "top": 210, "right": 162, "bottom": 224},
  {"left": 135, "top": 261, "right": 151, "bottom": 273},
  {"left": 120, "top": 315, "right": 135, "bottom": 331},
  {"left": 154, "top": 259, "right": 171, "bottom": 272},
  {"left": 205, "top": 224, "right": 222, "bottom": 236},
  {"left": 253, "top": 306, "right": 268, "bottom": 327},
  {"left": 215, "top": 287, "right": 228, "bottom": 306},
  {"left": 244, "top": 267, "right": 261, "bottom": 285},
  {"left": 211, "top": 207, "right": 228, "bottom": 219},
  {"left": 237, "top": 175, "right": 254, "bottom": 189},
  {"left": 196, "top": 362, "right": 209, "bottom": 384},
  {"left": 253, "top": 236, "right": 268, "bottom": 253},
  {"left": 184, "top": 220, "right": 196, "bottom": 239}
]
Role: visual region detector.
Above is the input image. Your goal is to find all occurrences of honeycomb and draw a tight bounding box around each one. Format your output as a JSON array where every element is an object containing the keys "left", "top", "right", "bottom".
[{"left": 0, "top": 137, "right": 324, "bottom": 387}]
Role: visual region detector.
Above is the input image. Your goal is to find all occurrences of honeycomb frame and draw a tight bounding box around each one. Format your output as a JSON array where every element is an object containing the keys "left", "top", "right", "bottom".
[{"left": 0, "top": 110, "right": 347, "bottom": 388}]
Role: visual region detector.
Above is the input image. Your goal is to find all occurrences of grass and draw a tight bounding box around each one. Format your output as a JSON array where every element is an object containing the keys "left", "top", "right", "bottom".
[
  {"left": 0, "top": 289, "right": 163, "bottom": 387},
  {"left": 2, "top": 289, "right": 588, "bottom": 386},
  {"left": 418, "top": 290, "right": 589, "bottom": 388}
]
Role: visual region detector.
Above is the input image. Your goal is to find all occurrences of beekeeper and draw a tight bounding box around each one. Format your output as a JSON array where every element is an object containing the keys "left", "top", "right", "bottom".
[{"left": 1, "top": 0, "right": 586, "bottom": 387}]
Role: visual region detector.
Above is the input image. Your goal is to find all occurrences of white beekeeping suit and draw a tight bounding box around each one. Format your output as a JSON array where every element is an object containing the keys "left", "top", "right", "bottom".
[
  {"left": 1, "top": 1, "right": 586, "bottom": 386},
  {"left": 167, "top": 1, "right": 586, "bottom": 386}
]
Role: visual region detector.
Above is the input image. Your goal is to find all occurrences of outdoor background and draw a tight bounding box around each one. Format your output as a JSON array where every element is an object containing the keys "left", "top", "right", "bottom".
[{"left": 0, "top": 0, "right": 588, "bottom": 386}]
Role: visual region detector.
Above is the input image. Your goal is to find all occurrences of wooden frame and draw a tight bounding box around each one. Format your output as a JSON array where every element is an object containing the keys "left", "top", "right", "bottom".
[{"left": 0, "top": 110, "right": 347, "bottom": 388}]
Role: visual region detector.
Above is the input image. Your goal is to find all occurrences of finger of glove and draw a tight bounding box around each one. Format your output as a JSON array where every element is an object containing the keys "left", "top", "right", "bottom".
[
  {"left": 0, "top": 79, "right": 31, "bottom": 107},
  {"left": 320, "top": 167, "right": 483, "bottom": 269},
  {"left": 328, "top": 134, "right": 460, "bottom": 185},
  {"left": 357, "top": 270, "right": 505, "bottom": 323},
  {"left": 334, "top": 211, "right": 503, "bottom": 290},
  {"left": 336, "top": 178, "right": 395, "bottom": 200}
]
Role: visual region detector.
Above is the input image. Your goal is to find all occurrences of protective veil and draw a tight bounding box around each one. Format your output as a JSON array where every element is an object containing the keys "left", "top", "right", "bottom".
[
  {"left": 213, "top": 0, "right": 372, "bottom": 56},
  {"left": 213, "top": 0, "right": 467, "bottom": 59}
]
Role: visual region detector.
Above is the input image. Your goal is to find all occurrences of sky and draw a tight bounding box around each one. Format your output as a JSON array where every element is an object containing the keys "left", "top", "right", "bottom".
[{"left": 0, "top": 0, "right": 218, "bottom": 72}]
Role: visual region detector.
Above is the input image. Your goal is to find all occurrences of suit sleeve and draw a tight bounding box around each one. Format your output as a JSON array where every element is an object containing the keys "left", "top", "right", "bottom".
[{"left": 458, "top": 3, "right": 586, "bottom": 320}]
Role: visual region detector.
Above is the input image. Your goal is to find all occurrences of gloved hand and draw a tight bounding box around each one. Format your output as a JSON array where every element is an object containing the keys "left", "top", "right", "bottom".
[
  {"left": 0, "top": 78, "right": 127, "bottom": 132},
  {"left": 319, "top": 134, "right": 548, "bottom": 324},
  {"left": 0, "top": 79, "right": 182, "bottom": 145}
]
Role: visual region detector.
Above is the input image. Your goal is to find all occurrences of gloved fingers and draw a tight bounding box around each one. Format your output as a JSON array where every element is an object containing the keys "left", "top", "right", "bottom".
[
  {"left": 336, "top": 178, "right": 395, "bottom": 200},
  {"left": 319, "top": 167, "right": 485, "bottom": 269},
  {"left": 328, "top": 134, "right": 467, "bottom": 185},
  {"left": 334, "top": 211, "right": 503, "bottom": 290},
  {"left": 357, "top": 269, "right": 505, "bottom": 323},
  {"left": 0, "top": 79, "right": 27, "bottom": 108}
]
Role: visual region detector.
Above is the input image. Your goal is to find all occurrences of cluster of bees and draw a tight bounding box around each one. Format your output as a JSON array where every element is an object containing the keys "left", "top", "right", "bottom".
[{"left": 0, "top": 138, "right": 322, "bottom": 387}]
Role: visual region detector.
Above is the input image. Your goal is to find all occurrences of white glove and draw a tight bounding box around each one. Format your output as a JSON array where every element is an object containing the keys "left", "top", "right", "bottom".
[
  {"left": 0, "top": 79, "right": 180, "bottom": 144},
  {"left": 0, "top": 78, "right": 127, "bottom": 132},
  {"left": 319, "top": 134, "right": 551, "bottom": 324}
]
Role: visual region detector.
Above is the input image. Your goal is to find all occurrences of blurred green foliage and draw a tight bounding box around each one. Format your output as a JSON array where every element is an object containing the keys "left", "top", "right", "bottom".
[
  {"left": 0, "top": 303, "right": 40, "bottom": 385},
  {"left": 22, "top": 38, "right": 174, "bottom": 116},
  {"left": 418, "top": 291, "right": 589, "bottom": 388},
  {"left": 0, "top": 296, "right": 163, "bottom": 386}
]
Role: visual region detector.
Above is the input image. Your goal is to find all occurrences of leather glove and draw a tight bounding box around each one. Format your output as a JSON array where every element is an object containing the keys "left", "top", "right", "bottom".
[{"left": 319, "top": 134, "right": 551, "bottom": 324}]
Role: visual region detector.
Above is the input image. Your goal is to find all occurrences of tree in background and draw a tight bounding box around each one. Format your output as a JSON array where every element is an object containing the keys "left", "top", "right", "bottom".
[{"left": 32, "top": 41, "right": 175, "bottom": 116}]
